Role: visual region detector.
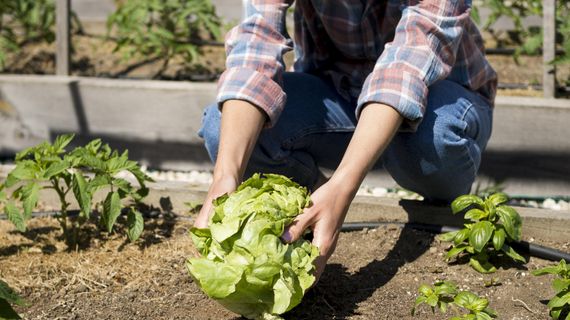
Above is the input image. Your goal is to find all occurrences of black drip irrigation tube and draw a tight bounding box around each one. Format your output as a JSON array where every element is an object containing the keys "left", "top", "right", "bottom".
[
  {"left": 2, "top": 211, "right": 569, "bottom": 263},
  {"left": 340, "top": 222, "right": 570, "bottom": 263}
]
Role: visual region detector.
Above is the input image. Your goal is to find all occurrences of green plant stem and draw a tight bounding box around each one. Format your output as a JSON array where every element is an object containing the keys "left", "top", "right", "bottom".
[{"left": 52, "top": 178, "right": 73, "bottom": 246}]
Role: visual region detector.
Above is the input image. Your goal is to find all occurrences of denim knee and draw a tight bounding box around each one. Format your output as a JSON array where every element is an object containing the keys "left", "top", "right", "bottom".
[
  {"left": 382, "top": 81, "right": 492, "bottom": 203},
  {"left": 198, "top": 104, "right": 221, "bottom": 163}
]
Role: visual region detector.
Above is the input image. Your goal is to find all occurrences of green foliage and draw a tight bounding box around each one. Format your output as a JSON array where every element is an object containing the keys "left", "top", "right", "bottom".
[
  {"left": 532, "top": 260, "right": 570, "bottom": 319},
  {"left": 0, "top": 134, "right": 153, "bottom": 247},
  {"left": 187, "top": 174, "right": 318, "bottom": 320},
  {"left": 440, "top": 193, "right": 526, "bottom": 273},
  {"left": 473, "top": 0, "right": 570, "bottom": 66},
  {"left": 0, "top": 279, "right": 27, "bottom": 320},
  {"left": 0, "top": 0, "right": 55, "bottom": 69},
  {"left": 107, "top": 0, "right": 222, "bottom": 76},
  {"left": 412, "top": 280, "right": 458, "bottom": 316},
  {"left": 450, "top": 291, "right": 498, "bottom": 320},
  {"left": 412, "top": 281, "right": 497, "bottom": 319}
]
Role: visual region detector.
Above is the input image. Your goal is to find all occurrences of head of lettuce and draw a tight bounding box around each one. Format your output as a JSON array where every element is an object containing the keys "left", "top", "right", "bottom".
[{"left": 187, "top": 173, "right": 319, "bottom": 320}]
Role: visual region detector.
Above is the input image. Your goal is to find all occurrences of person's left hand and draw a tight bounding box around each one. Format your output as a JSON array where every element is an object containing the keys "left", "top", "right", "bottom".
[{"left": 281, "top": 177, "right": 355, "bottom": 282}]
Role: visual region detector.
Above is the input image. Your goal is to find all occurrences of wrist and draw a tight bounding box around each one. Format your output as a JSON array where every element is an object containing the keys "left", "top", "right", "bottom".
[
  {"left": 327, "top": 169, "right": 362, "bottom": 200},
  {"left": 212, "top": 169, "right": 240, "bottom": 186}
]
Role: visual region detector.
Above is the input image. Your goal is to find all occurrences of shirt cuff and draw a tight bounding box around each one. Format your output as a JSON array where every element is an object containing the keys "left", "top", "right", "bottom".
[
  {"left": 356, "top": 69, "right": 427, "bottom": 132},
  {"left": 217, "top": 67, "right": 286, "bottom": 128}
]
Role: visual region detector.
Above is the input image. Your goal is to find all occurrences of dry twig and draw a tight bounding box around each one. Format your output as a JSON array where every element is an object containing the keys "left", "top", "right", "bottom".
[{"left": 512, "top": 297, "right": 537, "bottom": 314}]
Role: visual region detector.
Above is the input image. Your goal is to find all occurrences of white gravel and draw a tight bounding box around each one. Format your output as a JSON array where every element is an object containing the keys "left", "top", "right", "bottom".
[{"left": 2, "top": 164, "right": 569, "bottom": 211}]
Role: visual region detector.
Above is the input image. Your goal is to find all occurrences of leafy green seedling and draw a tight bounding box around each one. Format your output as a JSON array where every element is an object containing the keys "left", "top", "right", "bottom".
[
  {"left": 440, "top": 193, "right": 526, "bottom": 273},
  {"left": 412, "top": 280, "right": 458, "bottom": 316},
  {"left": 0, "top": 279, "right": 27, "bottom": 320},
  {"left": 451, "top": 291, "right": 497, "bottom": 320},
  {"left": 532, "top": 260, "right": 570, "bottom": 319},
  {"left": 0, "top": 134, "right": 153, "bottom": 247},
  {"left": 412, "top": 281, "right": 497, "bottom": 319}
]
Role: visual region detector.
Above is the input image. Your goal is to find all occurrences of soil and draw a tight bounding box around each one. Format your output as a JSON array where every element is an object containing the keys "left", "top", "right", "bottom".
[
  {"left": 2, "top": 34, "right": 569, "bottom": 98},
  {"left": 1, "top": 214, "right": 568, "bottom": 320}
]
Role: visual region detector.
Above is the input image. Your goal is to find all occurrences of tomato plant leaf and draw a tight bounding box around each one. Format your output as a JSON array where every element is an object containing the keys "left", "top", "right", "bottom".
[
  {"left": 0, "top": 299, "right": 21, "bottom": 320},
  {"left": 5, "top": 202, "right": 26, "bottom": 232},
  {"left": 43, "top": 160, "right": 70, "bottom": 179},
  {"left": 87, "top": 174, "right": 111, "bottom": 193},
  {"left": 21, "top": 182, "right": 40, "bottom": 220},
  {"left": 126, "top": 208, "right": 144, "bottom": 242},
  {"left": 103, "top": 191, "right": 121, "bottom": 233},
  {"left": 6, "top": 161, "right": 37, "bottom": 185},
  {"left": 72, "top": 172, "right": 91, "bottom": 219},
  {"left": 52, "top": 133, "right": 75, "bottom": 153}
]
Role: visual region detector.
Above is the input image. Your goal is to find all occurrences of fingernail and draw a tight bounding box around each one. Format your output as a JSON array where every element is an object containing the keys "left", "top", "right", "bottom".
[{"left": 281, "top": 230, "right": 292, "bottom": 243}]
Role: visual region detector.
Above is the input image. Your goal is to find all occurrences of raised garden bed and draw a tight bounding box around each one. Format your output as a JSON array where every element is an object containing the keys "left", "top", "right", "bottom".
[
  {"left": 1, "top": 214, "right": 568, "bottom": 319},
  {"left": 1, "top": 175, "right": 569, "bottom": 319}
]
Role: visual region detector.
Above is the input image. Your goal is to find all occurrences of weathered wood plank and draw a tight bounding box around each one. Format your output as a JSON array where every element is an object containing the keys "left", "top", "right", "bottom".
[
  {"left": 56, "top": 0, "right": 71, "bottom": 75},
  {"left": 543, "top": 0, "right": 556, "bottom": 98}
]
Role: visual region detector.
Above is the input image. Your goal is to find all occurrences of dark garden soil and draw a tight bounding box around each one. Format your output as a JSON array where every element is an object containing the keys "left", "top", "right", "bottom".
[
  {"left": 1, "top": 213, "right": 568, "bottom": 320},
  {"left": 2, "top": 34, "right": 569, "bottom": 98}
]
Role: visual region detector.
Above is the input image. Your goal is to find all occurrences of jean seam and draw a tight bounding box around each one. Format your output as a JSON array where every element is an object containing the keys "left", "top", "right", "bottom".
[{"left": 458, "top": 100, "right": 479, "bottom": 184}]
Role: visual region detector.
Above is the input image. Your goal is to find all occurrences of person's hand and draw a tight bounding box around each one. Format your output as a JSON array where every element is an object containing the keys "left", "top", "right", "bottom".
[
  {"left": 281, "top": 177, "right": 355, "bottom": 282},
  {"left": 193, "top": 175, "right": 238, "bottom": 228}
]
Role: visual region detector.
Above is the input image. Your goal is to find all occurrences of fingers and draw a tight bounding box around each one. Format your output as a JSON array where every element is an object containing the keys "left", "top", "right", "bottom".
[
  {"left": 310, "top": 221, "right": 340, "bottom": 283},
  {"left": 281, "top": 209, "right": 315, "bottom": 243},
  {"left": 193, "top": 199, "right": 213, "bottom": 228}
]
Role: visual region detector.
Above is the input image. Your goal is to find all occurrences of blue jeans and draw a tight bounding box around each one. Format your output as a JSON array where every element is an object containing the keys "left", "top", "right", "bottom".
[{"left": 198, "top": 72, "right": 493, "bottom": 202}]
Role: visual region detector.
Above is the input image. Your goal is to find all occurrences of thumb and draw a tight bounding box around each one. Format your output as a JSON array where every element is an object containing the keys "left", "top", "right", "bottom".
[{"left": 281, "top": 212, "right": 314, "bottom": 243}]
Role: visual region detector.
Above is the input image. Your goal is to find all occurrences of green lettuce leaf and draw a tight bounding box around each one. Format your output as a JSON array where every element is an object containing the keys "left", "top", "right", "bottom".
[{"left": 187, "top": 174, "right": 317, "bottom": 319}]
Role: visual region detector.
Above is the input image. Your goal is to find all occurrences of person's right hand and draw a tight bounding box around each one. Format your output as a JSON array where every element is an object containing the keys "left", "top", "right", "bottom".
[{"left": 193, "top": 175, "right": 238, "bottom": 228}]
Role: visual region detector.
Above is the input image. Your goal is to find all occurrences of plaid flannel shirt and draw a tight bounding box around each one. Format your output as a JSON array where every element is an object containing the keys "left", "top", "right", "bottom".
[{"left": 217, "top": 0, "right": 497, "bottom": 131}]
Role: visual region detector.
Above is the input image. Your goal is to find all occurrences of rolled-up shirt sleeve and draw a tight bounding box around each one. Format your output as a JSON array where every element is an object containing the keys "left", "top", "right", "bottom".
[
  {"left": 356, "top": 0, "right": 472, "bottom": 131},
  {"left": 217, "top": 0, "right": 294, "bottom": 128}
]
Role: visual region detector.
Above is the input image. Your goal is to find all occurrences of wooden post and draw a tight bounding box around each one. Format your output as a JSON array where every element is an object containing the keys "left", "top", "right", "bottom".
[
  {"left": 56, "top": 0, "right": 71, "bottom": 76},
  {"left": 543, "top": 0, "right": 556, "bottom": 98}
]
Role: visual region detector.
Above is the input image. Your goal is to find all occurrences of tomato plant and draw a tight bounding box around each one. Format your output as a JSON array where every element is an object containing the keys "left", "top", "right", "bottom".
[
  {"left": 106, "top": 0, "right": 222, "bottom": 77},
  {"left": 0, "top": 0, "right": 82, "bottom": 70},
  {"left": 0, "top": 279, "right": 27, "bottom": 320},
  {"left": 440, "top": 193, "right": 526, "bottom": 273},
  {"left": 532, "top": 260, "right": 570, "bottom": 319},
  {"left": 0, "top": 0, "right": 55, "bottom": 69},
  {"left": 473, "top": 0, "right": 570, "bottom": 67},
  {"left": 0, "top": 134, "right": 153, "bottom": 247}
]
